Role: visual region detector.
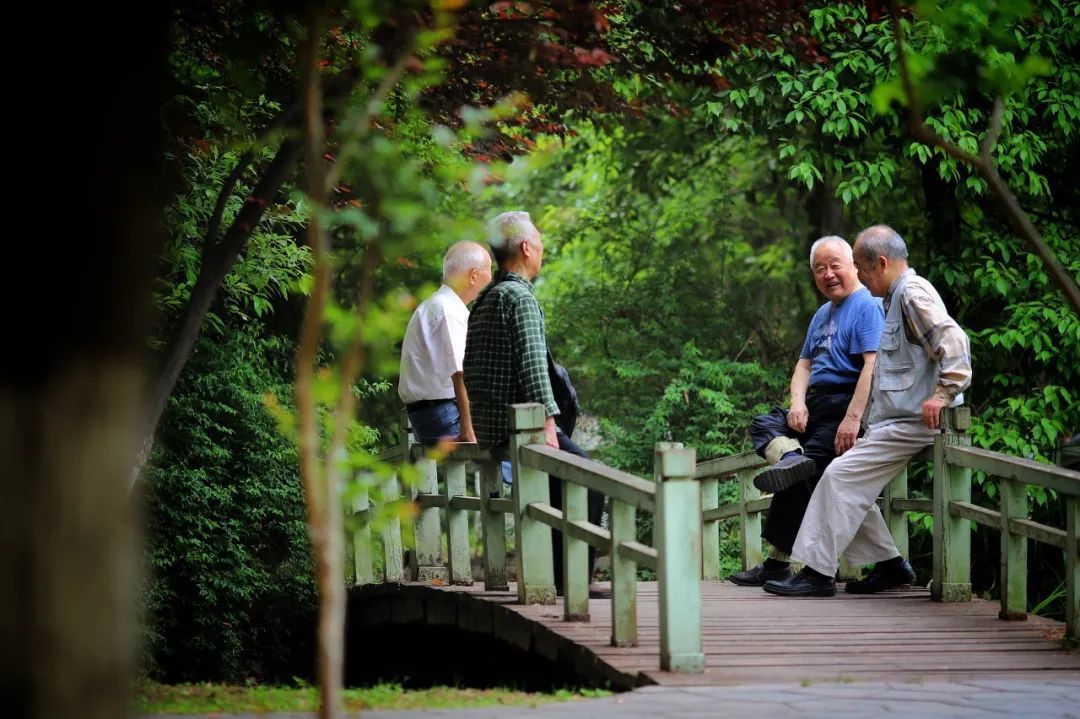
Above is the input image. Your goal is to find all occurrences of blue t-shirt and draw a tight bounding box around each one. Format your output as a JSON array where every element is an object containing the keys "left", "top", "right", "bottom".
[{"left": 799, "top": 287, "right": 884, "bottom": 388}]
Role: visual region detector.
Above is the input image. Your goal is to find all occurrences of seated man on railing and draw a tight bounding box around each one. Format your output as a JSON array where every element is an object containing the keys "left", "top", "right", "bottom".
[
  {"left": 765, "top": 225, "right": 972, "bottom": 597},
  {"left": 464, "top": 210, "right": 604, "bottom": 595},
  {"left": 730, "top": 236, "right": 884, "bottom": 587},
  {"left": 398, "top": 241, "right": 493, "bottom": 445}
]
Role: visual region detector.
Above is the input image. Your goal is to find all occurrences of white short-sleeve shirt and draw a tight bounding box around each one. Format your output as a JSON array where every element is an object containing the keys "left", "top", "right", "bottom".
[{"left": 398, "top": 284, "right": 469, "bottom": 405}]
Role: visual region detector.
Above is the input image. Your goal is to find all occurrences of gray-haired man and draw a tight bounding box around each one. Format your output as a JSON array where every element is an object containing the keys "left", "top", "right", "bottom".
[
  {"left": 730, "top": 236, "right": 883, "bottom": 586},
  {"left": 464, "top": 211, "right": 604, "bottom": 595}
]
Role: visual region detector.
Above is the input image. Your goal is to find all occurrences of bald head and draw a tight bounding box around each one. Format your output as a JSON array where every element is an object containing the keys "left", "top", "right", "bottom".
[
  {"left": 854, "top": 225, "right": 908, "bottom": 264},
  {"left": 852, "top": 225, "right": 910, "bottom": 298},
  {"left": 443, "top": 241, "right": 491, "bottom": 283},
  {"left": 442, "top": 241, "right": 493, "bottom": 304}
]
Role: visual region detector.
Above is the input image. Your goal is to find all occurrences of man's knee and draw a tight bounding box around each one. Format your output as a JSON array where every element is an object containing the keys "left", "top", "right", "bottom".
[{"left": 750, "top": 411, "right": 784, "bottom": 435}]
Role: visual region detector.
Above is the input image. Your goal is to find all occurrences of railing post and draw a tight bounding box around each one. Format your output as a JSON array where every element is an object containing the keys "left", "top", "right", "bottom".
[
  {"left": 445, "top": 458, "right": 472, "bottom": 585},
  {"left": 656, "top": 442, "right": 704, "bottom": 673},
  {"left": 1067, "top": 495, "right": 1078, "bottom": 640},
  {"left": 480, "top": 460, "right": 507, "bottom": 591},
  {"left": 999, "top": 475, "right": 1028, "bottom": 620},
  {"left": 737, "top": 468, "right": 762, "bottom": 571},
  {"left": 510, "top": 403, "right": 556, "bottom": 604},
  {"left": 381, "top": 470, "right": 406, "bottom": 582},
  {"left": 701, "top": 475, "right": 719, "bottom": 579},
  {"left": 472, "top": 467, "right": 484, "bottom": 541},
  {"left": 931, "top": 407, "right": 972, "bottom": 602},
  {"left": 883, "top": 466, "right": 909, "bottom": 561},
  {"left": 562, "top": 479, "right": 589, "bottom": 620},
  {"left": 610, "top": 498, "right": 637, "bottom": 647},
  {"left": 382, "top": 416, "right": 409, "bottom": 582},
  {"left": 413, "top": 453, "right": 447, "bottom": 583},
  {"left": 351, "top": 474, "right": 374, "bottom": 585}
]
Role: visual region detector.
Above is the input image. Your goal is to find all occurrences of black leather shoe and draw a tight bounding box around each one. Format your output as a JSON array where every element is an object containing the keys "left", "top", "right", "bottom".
[
  {"left": 588, "top": 584, "right": 612, "bottom": 599},
  {"left": 753, "top": 454, "right": 817, "bottom": 493},
  {"left": 845, "top": 558, "right": 916, "bottom": 594},
  {"left": 729, "top": 562, "right": 792, "bottom": 586},
  {"left": 763, "top": 567, "right": 837, "bottom": 597}
]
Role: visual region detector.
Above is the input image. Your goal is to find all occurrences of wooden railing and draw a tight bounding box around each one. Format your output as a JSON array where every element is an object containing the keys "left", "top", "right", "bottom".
[
  {"left": 354, "top": 403, "right": 706, "bottom": 673},
  {"left": 697, "top": 408, "right": 1080, "bottom": 640}
]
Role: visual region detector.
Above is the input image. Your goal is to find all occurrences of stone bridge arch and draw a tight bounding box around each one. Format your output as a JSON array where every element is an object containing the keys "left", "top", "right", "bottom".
[{"left": 345, "top": 584, "right": 644, "bottom": 690}]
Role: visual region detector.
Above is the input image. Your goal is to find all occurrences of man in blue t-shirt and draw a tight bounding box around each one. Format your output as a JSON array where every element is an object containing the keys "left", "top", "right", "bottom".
[{"left": 729, "top": 236, "right": 884, "bottom": 586}]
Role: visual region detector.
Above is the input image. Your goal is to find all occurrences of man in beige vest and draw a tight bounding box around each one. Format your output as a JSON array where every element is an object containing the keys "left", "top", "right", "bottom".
[{"left": 764, "top": 225, "right": 972, "bottom": 597}]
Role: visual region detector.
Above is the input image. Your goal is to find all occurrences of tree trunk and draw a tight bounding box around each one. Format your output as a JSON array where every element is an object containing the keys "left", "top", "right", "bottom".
[
  {"left": 920, "top": 158, "right": 965, "bottom": 306},
  {"left": 133, "top": 138, "right": 304, "bottom": 483},
  {"left": 1, "top": 6, "right": 168, "bottom": 719},
  {"left": 805, "top": 174, "right": 845, "bottom": 248}
]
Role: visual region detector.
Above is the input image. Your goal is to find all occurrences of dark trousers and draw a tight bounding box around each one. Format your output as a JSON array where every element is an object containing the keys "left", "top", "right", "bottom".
[
  {"left": 550, "top": 432, "right": 605, "bottom": 593},
  {"left": 748, "top": 387, "right": 853, "bottom": 554}
]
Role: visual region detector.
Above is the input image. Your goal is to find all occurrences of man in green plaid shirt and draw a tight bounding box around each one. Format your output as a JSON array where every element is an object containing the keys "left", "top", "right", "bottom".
[
  {"left": 465, "top": 211, "right": 605, "bottom": 595},
  {"left": 464, "top": 211, "right": 560, "bottom": 450}
]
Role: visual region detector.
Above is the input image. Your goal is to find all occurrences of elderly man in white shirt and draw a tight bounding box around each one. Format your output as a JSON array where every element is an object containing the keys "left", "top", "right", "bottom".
[{"left": 399, "top": 241, "right": 493, "bottom": 444}]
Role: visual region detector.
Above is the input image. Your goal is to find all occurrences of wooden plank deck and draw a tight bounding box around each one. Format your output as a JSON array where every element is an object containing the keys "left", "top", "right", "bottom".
[{"left": 438, "top": 580, "right": 1080, "bottom": 687}]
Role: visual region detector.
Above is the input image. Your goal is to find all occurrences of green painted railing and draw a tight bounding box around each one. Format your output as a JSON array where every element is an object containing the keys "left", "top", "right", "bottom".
[
  {"left": 355, "top": 402, "right": 705, "bottom": 673},
  {"left": 698, "top": 408, "right": 1080, "bottom": 640}
]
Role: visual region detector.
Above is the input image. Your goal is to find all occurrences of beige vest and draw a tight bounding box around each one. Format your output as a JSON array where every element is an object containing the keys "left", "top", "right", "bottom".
[{"left": 866, "top": 272, "right": 963, "bottom": 427}]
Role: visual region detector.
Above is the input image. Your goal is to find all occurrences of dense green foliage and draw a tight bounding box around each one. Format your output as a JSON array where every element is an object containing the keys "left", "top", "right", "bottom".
[{"left": 143, "top": 329, "right": 314, "bottom": 682}]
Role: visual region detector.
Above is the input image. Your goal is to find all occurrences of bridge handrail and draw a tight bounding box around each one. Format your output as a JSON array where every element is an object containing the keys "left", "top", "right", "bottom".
[
  {"left": 694, "top": 450, "right": 765, "bottom": 480},
  {"left": 520, "top": 444, "right": 657, "bottom": 511},
  {"left": 700, "top": 407, "right": 1078, "bottom": 640},
  {"left": 353, "top": 403, "right": 705, "bottom": 674}
]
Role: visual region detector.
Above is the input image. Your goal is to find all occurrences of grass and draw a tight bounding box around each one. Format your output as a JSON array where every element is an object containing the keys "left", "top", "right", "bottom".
[{"left": 136, "top": 682, "right": 612, "bottom": 714}]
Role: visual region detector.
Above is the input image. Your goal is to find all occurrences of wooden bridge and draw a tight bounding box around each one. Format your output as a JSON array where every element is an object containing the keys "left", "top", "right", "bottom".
[{"left": 350, "top": 405, "right": 1080, "bottom": 688}]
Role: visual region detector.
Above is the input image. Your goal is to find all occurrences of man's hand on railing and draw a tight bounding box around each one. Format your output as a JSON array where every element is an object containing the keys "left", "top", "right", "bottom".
[
  {"left": 544, "top": 415, "right": 559, "bottom": 448},
  {"left": 922, "top": 396, "right": 948, "bottom": 430}
]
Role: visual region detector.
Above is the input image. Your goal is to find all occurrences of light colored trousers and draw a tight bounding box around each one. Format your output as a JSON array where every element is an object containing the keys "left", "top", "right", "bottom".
[{"left": 792, "top": 420, "right": 936, "bottom": 576}]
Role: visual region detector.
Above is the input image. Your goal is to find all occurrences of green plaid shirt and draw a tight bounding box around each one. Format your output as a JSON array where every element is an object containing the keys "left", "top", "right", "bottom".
[{"left": 464, "top": 271, "right": 559, "bottom": 448}]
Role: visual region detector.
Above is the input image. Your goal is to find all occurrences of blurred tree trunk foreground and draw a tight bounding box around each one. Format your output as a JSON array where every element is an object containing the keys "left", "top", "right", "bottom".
[{"left": 0, "top": 6, "right": 168, "bottom": 719}]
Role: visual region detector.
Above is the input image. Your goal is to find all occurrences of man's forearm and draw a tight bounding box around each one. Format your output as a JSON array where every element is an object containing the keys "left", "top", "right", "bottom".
[
  {"left": 845, "top": 353, "right": 876, "bottom": 421},
  {"left": 509, "top": 300, "right": 560, "bottom": 416},
  {"left": 790, "top": 361, "right": 811, "bottom": 405},
  {"left": 451, "top": 372, "right": 474, "bottom": 440}
]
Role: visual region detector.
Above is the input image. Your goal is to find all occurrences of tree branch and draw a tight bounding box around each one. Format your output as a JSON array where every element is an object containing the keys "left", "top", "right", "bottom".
[
  {"left": 206, "top": 103, "right": 299, "bottom": 246},
  {"left": 295, "top": 8, "right": 345, "bottom": 719},
  {"left": 890, "top": 1, "right": 984, "bottom": 170},
  {"left": 888, "top": 0, "right": 1080, "bottom": 317},
  {"left": 325, "top": 46, "right": 415, "bottom": 191},
  {"left": 134, "top": 65, "right": 368, "bottom": 487},
  {"left": 980, "top": 96, "right": 1005, "bottom": 162}
]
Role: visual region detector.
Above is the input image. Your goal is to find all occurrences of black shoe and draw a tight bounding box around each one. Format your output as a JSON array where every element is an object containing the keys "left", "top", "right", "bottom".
[
  {"left": 753, "top": 454, "right": 817, "bottom": 493},
  {"left": 845, "top": 558, "right": 916, "bottom": 594},
  {"left": 588, "top": 584, "right": 612, "bottom": 599},
  {"left": 729, "top": 562, "right": 792, "bottom": 586},
  {"left": 763, "top": 567, "right": 837, "bottom": 597}
]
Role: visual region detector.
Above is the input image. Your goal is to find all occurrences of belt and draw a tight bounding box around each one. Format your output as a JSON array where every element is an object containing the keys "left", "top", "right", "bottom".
[
  {"left": 809, "top": 383, "right": 857, "bottom": 396},
  {"left": 406, "top": 398, "right": 455, "bottom": 412}
]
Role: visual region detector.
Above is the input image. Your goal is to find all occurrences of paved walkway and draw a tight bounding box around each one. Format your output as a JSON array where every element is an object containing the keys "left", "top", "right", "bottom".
[{"left": 147, "top": 679, "right": 1080, "bottom": 718}]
